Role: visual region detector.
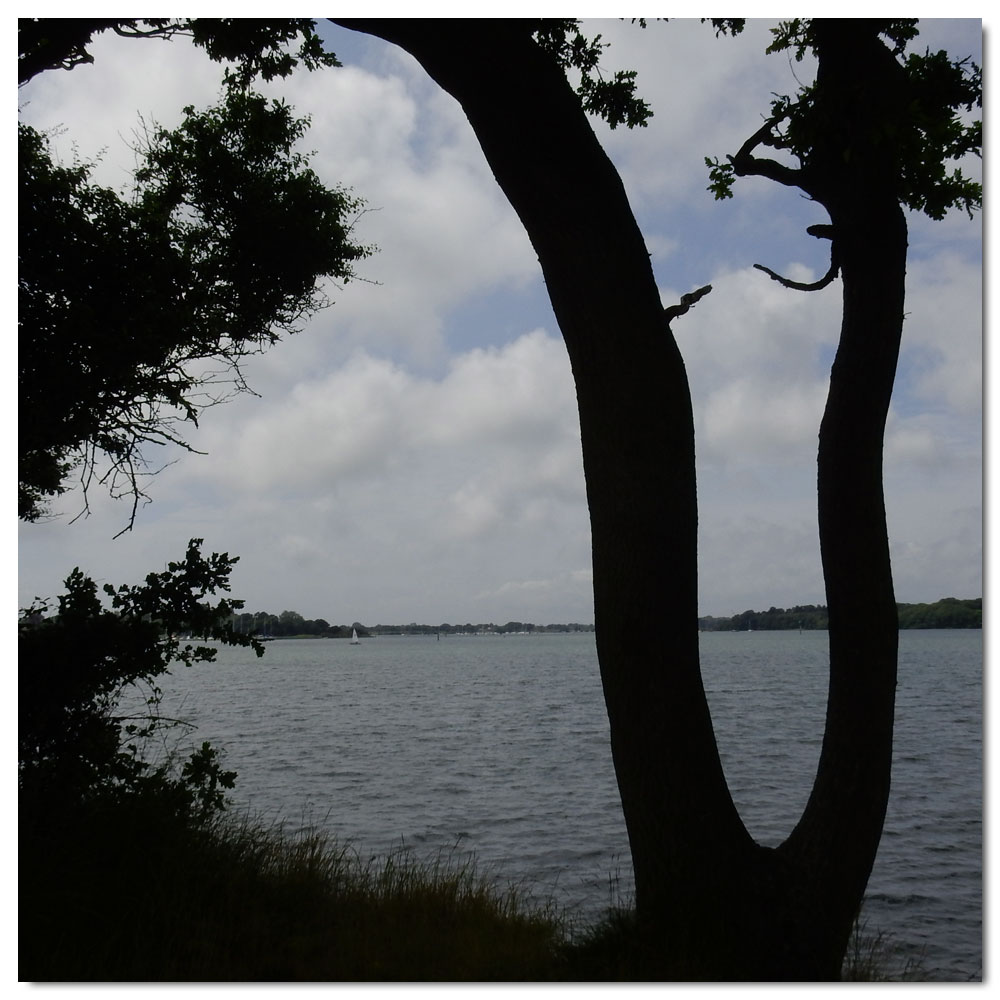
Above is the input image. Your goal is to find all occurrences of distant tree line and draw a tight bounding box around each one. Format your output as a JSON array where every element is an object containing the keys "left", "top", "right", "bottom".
[
  {"left": 699, "top": 597, "right": 981, "bottom": 632},
  {"left": 699, "top": 605, "right": 830, "bottom": 632},
  {"left": 229, "top": 612, "right": 595, "bottom": 638},
  {"left": 368, "top": 621, "right": 595, "bottom": 636},
  {"left": 234, "top": 600, "right": 982, "bottom": 638},
  {"left": 230, "top": 610, "right": 355, "bottom": 638},
  {"left": 895, "top": 597, "right": 982, "bottom": 629}
]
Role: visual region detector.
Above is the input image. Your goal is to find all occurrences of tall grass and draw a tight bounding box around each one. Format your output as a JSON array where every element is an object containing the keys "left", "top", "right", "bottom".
[
  {"left": 841, "top": 916, "right": 926, "bottom": 981},
  {"left": 20, "top": 800, "right": 567, "bottom": 981},
  {"left": 20, "top": 796, "right": 921, "bottom": 982}
]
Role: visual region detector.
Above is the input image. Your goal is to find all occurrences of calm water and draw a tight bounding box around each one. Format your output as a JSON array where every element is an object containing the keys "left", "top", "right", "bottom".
[{"left": 151, "top": 629, "right": 981, "bottom": 980}]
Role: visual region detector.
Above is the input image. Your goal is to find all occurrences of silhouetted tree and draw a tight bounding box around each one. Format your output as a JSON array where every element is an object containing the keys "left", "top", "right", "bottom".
[
  {"left": 332, "top": 18, "right": 979, "bottom": 978},
  {"left": 328, "top": 18, "right": 754, "bottom": 977},
  {"left": 19, "top": 20, "right": 371, "bottom": 526},
  {"left": 21, "top": 18, "right": 980, "bottom": 978},
  {"left": 19, "top": 539, "right": 262, "bottom": 818},
  {"left": 705, "top": 18, "right": 980, "bottom": 974},
  {"left": 18, "top": 18, "right": 339, "bottom": 86}
]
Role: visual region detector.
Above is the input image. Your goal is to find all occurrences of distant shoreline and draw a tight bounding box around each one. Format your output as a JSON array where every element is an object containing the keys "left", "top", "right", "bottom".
[
  {"left": 234, "top": 596, "right": 980, "bottom": 640},
  {"left": 698, "top": 596, "right": 981, "bottom": 632}
]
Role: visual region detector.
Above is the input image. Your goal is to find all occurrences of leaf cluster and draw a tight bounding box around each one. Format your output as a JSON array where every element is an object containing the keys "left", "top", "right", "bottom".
[
  {"left": 133, "top": 92, "right": 370, "bottom": 347},
  {"left": 894, "top": 48, "right": 982, "bottom": 219},
  {"left": 766, "top": 18, "right": 920, "bottom": 61},
  {"left": 705, "top": 19, "right": 747, "bottom": 39},
  {"left": 532, "top": 20, "right": 652, "bottom": 129},
  {"left": 706, "top": 19, "right": 982, "bottom": 221},
  {"left": 19, "top": 93, "right": 371, "bottom": 526},
  {"left": 18, "top": 18, "right": 338, "bottom": 86},
  {"left": 705, "top": 154, "right": 738, "bottom": 201},
  {"left": 19, "top": 539, "right": 260, "bottom": 819},
  {"left": 185, "top": 18, "right": 341, "bottom": 88}
]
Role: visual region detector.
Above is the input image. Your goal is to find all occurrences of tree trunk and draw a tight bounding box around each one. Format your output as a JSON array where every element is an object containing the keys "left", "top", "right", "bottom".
[
  {"left": 775, "top": 196, "right": 905, "bottom": 976},
  {"left": 331, "top": 19, "right": 904, "bottom": 979},
  {"left": 772, "top": 22, "right": 908, "bottom": 976}
]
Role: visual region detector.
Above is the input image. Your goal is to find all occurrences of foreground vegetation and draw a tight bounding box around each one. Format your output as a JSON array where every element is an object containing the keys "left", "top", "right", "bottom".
[
  {"left": 20, "top": 796, "right": 920, "bottom": 982},
  {"left": 20, "top": 800, "right": 566, "bottom": 981},
  {"left": 18, "top": 546, "right": 561, "bottom": 981}
]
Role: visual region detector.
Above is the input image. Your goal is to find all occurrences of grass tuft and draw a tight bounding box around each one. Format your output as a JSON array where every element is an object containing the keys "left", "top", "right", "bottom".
[
  {"left": 20, "top": 800, "right": 566, "bottom": 981},
  {"left": 840, "top": 915, "right": 926, "bottom": 981}
]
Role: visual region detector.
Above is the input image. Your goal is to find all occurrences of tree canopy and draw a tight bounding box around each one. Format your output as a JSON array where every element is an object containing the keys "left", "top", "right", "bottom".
[
  {"left": 19, "top": 77, "right": 371, "bottom": 527},
  {"left": 18, "top": 18, "right": 339, "bottom": 86},
  {"left": 707, "top": 19, "right": 981, "bottom": 218}
]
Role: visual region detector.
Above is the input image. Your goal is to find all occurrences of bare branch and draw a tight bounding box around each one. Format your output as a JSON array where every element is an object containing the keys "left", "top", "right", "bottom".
[
  {"left": 664, "top": 283, "right": 713, "bottom": 323},
  {"left": 753, "top": 223, "right": 839, "bottom": 291},
  {"left": 729, "top": 116, "right": 803, "bottom": 190},
  {"left": 111, "top": 22, "right": 187, "bottom": 41},
  {"left": 753, "top": 261, "right": 839, "bottom": 291}
]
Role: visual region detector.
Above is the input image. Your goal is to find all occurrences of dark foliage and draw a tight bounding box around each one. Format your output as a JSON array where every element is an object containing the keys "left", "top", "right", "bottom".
[
  {"left": 18, "top": 18, "right": 339, "bottom": 86},
  {"left": 531, "top": 20, "right": 652, "bottom": 129},
  {"left": 19, "top": 539, "right": 262, "bottom": 818},
  {"left": 706, "top": 19, "right": 982, "bottom": 219},
  {"left": 19, "top": 91, "right": 371, "bottom": 526}
]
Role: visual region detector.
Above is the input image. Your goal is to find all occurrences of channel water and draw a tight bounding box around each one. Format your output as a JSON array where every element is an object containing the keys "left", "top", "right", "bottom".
[{"left": 151, "top": 628, "right": 981, "bottom": 980}]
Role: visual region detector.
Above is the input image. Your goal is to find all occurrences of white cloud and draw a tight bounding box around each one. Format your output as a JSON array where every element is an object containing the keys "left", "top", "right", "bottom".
[
  {"left": 18, "top": 31, "right": 226, "bottom": 183},
  {"left": 266, "top": 52, "right": 539, "bottom": 368},
  {"left": 700, "top": 378, "right": 826, "bottom": 464},
  {"left": 589, "top": 19, "right": 815, "bottom": 208},
  {"left": 698, "top": 514, "right": 825, "bottom": 616},
  {"left": 668, "top": 264, "right": 837, "bottom": 468},
  {"left": 889, "top": 504, "right": 982, "bottom": 603},
  {"left": 66, "top": 329, "right": 591, "bottom": 623},
  {"left": 900, "top": 251, "right": 982, "bottom": 416},
  {"left": 17, "top": 19, "right": 982, "bottom": 624}
]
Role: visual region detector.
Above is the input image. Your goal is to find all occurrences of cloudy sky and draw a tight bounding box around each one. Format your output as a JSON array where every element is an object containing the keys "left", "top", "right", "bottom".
[{"left": 17, "top": 17, "right": 983, "bottom": 626}]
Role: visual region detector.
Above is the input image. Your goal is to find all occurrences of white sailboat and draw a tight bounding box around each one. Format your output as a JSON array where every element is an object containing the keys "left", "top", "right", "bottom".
[{"left": 349, "top": 627, "right": 361, "bottom": 645}]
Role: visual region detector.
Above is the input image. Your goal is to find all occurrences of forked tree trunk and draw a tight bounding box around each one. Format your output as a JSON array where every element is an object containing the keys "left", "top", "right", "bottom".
[{"left": 333, "top": 19, "right": 903, "bottom": 979}]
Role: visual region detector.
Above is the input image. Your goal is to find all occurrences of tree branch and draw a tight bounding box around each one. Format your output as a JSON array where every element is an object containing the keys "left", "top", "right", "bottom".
[
  {"left": 753, "top": 223, "right": 839, "bottom": 291},
  {"left": 729, "top": 116, "right": 803, "bottom": 190},
  {"left": 753, "top": 262, "right": 839, "bottom": 291},
  {"left": 18, "top": 19, "right": 124, "bottom": 84},
  {"left": 663, "top": 283, "right": 713, "bottom": 322}
]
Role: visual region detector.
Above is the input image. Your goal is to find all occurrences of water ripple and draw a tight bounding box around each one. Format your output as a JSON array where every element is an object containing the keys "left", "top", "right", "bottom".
[{"left": 151, "top": 629, "right": 980, "bottom": 980}]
